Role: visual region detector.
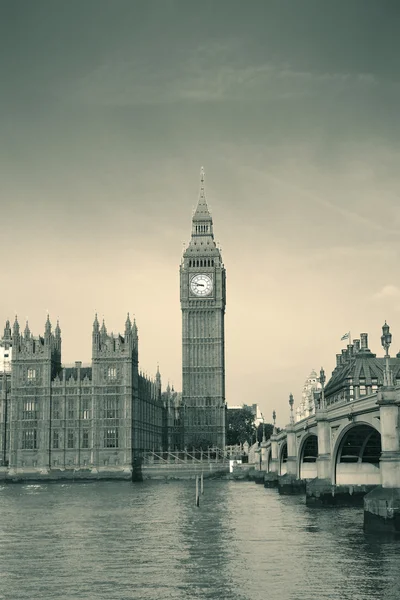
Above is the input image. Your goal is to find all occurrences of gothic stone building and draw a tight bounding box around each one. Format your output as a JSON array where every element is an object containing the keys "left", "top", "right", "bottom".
[
  {"left": 180, "top": 168, "right": 226, "bottom": 449},
  {"left": 0, "top": 314, "right": 169, "bottom": 474}
]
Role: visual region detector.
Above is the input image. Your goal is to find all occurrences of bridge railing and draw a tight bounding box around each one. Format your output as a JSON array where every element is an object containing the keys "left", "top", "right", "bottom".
[{"left": 142, "top": 448, "right": 228, "bottom": 465}]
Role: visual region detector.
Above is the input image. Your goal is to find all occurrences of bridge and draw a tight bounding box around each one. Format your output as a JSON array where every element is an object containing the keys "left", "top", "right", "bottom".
[
  {"left": 139, "top": 447, "right": 230, "bottom": 480},
  {"left": 254, "top": 325, "right": 400, "bottom": 535}
]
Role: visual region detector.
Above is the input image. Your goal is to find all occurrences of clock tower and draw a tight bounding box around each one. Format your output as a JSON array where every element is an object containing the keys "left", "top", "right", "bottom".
[{"left": 180, "top": 168, "right": 226, "bottom": 449}]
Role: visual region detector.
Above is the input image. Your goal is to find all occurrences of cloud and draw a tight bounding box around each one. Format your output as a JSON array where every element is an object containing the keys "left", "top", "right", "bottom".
[
  {"left": 373, "top": 285, "right": 400, "bottom": 300},
  {"left": 62, "top": 39, "right": 379, "bottom": 108}
]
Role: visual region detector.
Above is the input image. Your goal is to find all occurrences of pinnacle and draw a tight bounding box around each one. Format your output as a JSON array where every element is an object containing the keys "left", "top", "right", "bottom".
[{"left": 193, "top": 166, "right": 212, "bottom": 222}]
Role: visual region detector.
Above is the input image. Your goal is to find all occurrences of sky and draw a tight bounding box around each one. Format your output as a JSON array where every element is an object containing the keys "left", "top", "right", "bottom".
[{"left": 1, "top": 0, "right": 400, "bottom": 426}]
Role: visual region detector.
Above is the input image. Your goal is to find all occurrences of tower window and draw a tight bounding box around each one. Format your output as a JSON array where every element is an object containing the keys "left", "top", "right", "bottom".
[
  {"left": 82, "top": 429, "right": 89, "bottom": 449},
  {"left": 104, "top": 428, "right": 119, "bottom": 448},
  {"left": 22, "top": 429, "right": 37, "bottom": 450},
  {"left": 104, "top": 398, "right": 118, "bottom": 419},
  {"left": 53, "top": 430, "right": 59, "bottom": 449},
  {"left": 27, "top": 368, "right": 36, "bottom": 381},
  {"left": 82, "top": 397, "right": 90, "bottom": 420},
  {"left": 208, "top": 260, "right": 210, "bottom": 267},
  {"left": 22, "top": 401, "right": 38, "bottom": 420},
  {"left": 107, "top": 367, "right": 117, "bottom": 381},
  {"left": 53, "top": 400, "right": 60, "bottom": 420},
  {"left": 189, "top": 260, "right": 191, "bottom": 267},
  {"left": 211, "top": 260, "right": 214, "bottom": 267},
  {"left": 67, "top": 429, "right": 74, "bottom": 448},
  {"left": 68, "top": 399, "right": 74, "bottom": 420}
]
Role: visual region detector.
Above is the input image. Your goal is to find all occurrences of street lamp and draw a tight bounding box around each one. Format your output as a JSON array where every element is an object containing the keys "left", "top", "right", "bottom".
[
  {"left": 261, "top": 412, "right": 266, "bottom": 442},
  {"left": 319, "top": 367, "right": 326, "bottom": 409},
  {"left": 381, "top": 321, "right": 394, "bottom": 387},
  {"left": 289, "top": 393, "right": 294, "bottom": 424}
]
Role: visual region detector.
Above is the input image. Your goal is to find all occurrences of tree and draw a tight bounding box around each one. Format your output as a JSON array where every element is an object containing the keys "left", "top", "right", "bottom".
[
  {"left": 256, "top": 422, "right": 274, "bottom": 443},
  {"left": 226, "top": 406, "right": 257, "bottom": 445}
]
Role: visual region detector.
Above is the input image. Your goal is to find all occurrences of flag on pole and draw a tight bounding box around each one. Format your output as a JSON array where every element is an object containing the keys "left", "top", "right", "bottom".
[{"left": 341, "top": 332, "right": 350, "bottom": 341}]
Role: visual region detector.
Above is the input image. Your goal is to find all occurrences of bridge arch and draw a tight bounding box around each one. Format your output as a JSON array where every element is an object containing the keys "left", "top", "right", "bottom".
[
  {"left": 279, "top": 441, "right": 288, "bottom": 475},
  {"left": 297, "top": 433, "right": 318, "bottom": 480},
  {"left": 332, "top": 421, "right": 381, "bottom": 486}
]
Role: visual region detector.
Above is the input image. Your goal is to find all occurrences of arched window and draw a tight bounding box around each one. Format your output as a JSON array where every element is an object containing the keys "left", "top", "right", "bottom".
[
  {"left": 211, "top": 259, "right": 214, "bottom": 267},
  {"left": 208, "top": 259, "right": 210, "bottom": 267},
  {"left": 189, "top": 260, "right": 191, "bottom": 267},
  {"left": 197, "top": 260, "right": 199, "bottom": 267},
  {"left": 200, "top": 260, "right": 203, "bottom": 267}
]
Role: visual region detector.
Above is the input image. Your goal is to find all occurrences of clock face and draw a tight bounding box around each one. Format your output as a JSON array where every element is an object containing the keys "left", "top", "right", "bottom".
[{"left": 190, "top": 274, "right": 213, "bottom": 297}]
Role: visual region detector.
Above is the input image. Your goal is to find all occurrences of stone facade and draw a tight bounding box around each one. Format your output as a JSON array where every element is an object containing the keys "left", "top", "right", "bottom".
[
  {"left": 180, "top": 169, "right": 226, "bottom": 449},
  {"left": 0, "top": 315, "right": 168, "bottom": 474},
  {"left": 161, "top": 384, "right": 184, "bottom": 451},
  {"left": 296, "top": 370, "right": 321, "bottom": 421}
]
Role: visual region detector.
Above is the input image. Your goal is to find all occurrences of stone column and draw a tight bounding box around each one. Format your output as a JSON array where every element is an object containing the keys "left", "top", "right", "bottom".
[
  {"left": 264, "top": 432, "right": 279, "bottom": 488},
  {"left": 364, "top": 387, "right": 400, "bottom": 534},
  {"left": 316, "top": 408, "right": 331, "bottom": 480},
  {"left": 378, "top": 389, "right": 400, "bottom": 488},
  {"left": 260, "top": 439, "right": 268, "bottom": 471},
  {"left": 306, "top": 407, "right": 333, "bottom": 506},
  {"left": 269, "top": 433, "right": 279, "bottom": 473},
  {"left": 285, "top": 425, "right": 297, "bottom": 477}
]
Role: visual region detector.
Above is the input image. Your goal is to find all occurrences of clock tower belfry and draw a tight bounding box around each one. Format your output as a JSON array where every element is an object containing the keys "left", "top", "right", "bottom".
[{"left": 180, "top": 168, "right": 226, "bottom": 450}]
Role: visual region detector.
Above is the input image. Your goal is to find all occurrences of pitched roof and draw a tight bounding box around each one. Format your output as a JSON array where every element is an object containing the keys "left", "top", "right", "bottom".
[{"left": 325, "top": 350, "right": 400, "bottom": 398}]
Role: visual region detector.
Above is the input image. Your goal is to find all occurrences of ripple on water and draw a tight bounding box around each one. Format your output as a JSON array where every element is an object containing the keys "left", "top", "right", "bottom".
[{"left": 0, "top": 480, "right": 399, "bottom": 600}]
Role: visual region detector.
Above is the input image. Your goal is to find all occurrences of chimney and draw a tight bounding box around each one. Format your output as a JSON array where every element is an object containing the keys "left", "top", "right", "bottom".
[
  {"left": 336, "top": 354, "right": 342, "bottom": 367},
  {"left": 360, "top": 333, "right": 368, "bottom": 350},
  {"left": 348, "top": 344, "right": 354, "bottom": 359},
  {"left": 353, "top": 339, "right": 360, "bottom": 353},
  {"left": 341, "top": 349, "right": 348, "bottom": 363}
]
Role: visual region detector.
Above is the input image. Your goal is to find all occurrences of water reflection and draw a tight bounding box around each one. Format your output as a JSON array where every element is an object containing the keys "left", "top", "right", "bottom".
[
  {"left": 0, "top": 480, "right": 399, "bottom": 600},
  {"left": 178, "top": 480, "right": 246, "bottom": 600}
]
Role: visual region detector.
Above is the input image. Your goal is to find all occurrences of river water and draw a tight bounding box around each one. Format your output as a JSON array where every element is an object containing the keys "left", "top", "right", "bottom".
[{"left": 0, "top": 480, "right": 399, "bottom": 600}]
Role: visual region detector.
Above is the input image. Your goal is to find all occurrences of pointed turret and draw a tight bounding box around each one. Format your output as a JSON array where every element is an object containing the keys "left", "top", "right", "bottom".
[
  {"left": 3, "top": 320, "right": 11, "bottom": 341},
  {"left": 132, "top": 318, "right": 138, "bottom": 341},
  {"left": 12, "top": 316, "right": 19, "bottom": 338},
  {"left": 54, "top": 319, "right": 61, "bottom": 352},
  {"left": 24, "top": 321, "right": 30, "bottom": 339},
  {"left": 55, "top": 319, "right": 61, "bottom": 338},
  {"left": 92, "top": 313, "right": 100, "bottom": 354},
  {"left": 100, "top": 318, "right": 107, "bottom": 340},
  {"left": 155, "top": 363, "right": 161, "bottom": 392},
  {"left": 44, "top": 313, "right": 51, "bottom": 337},
  {"left": 192, "top": 167, "right": 214, "bottom": 237},
  {"left": 125, "top": 312, "right": 132, "bottom": 337}
]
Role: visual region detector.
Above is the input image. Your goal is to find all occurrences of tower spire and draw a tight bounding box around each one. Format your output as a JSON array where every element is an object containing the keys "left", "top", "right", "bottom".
[{"left": 192, "top": 166, "right": 212, "bottom": 223}]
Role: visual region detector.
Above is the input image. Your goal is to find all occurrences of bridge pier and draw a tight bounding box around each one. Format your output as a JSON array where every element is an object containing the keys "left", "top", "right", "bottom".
[
  {"left": 264, "top": 431, "right": 279, "bottom": 488},
  {"left": 364, "top": 388, "right": 400, "bottom": 535},
  {"left": 315, "top": 408, "right": 331, "bottom": 480},
  {"left": 278, "top": 425, "right": 305, "bottom": 494},
  {"left": 306, "top": 479, "right": 375, "bottom": 507},
  {"left": 278, "top": 473, "right": 306, "bottom": 495},
  {"left": 260, "top": 439, "right": 268, "bottom": 471}
]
